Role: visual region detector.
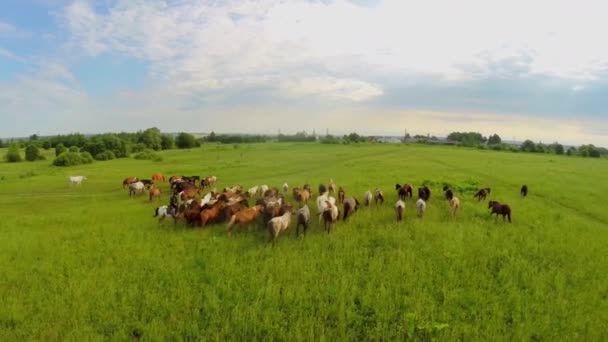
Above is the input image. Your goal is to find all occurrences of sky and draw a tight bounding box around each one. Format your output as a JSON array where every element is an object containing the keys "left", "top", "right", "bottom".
[{"left": 1, "top": 0, "right": 607, "bottom": 145}]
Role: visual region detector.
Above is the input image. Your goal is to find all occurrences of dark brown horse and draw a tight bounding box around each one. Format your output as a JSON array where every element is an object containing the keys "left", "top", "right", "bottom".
[
  {"left": 418, "top": 186, "right": 431, "bottom": 201},
  {"left": 520, "top": 185, "right": 528, "bottom": 197},
  {"left": 488, "top": 200, "right": 511, "bottom": 222},
  {"left": 474, "top": 188, "right": 491, "bottom": 201},
  {"left": 395, "top": 184, "right": 413, "bottom": 200}
]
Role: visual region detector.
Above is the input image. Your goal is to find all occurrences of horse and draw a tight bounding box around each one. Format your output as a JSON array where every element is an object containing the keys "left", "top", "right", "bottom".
[
  {"left": 488, "top": 200, "right": 512, "bottom": 222},
  {"left": 416, "top": 198, "right": 426, "bottom": 218},
  {"left": 149, "top": 186, "right": 161, "bottom": 201},
  {"left": 444, "top": 188, "right": 454, "bottom": 200},
  {"left": 128, "top": 181, "right": 145, "bottom": 197},
  {"left": 449, "top": 197, "right": 460, "bottom": 217},
  {"left": 395, "top": 184, "right": 413, "bottom": 200},
  {"left": 122, "top": 177, "right": 139, "bottom": 189},
  {"left": 474, "top": 188, "right": 491, "bottom": 201},
  {"left": 418, "top": 186, "right": 431, "bottom": 201},
  {"left": 295, "top": 205, "right": 311, "bottom": 238},
  {"left": 395, "top": 200, "right": 405, "bottom": 221},
  {"left": 151, "top": 173, "right": 166, "bottom": 182},
  {"left": 68, "top": 176, "right": 87, "bottom": 185},
  {"left": 520, "top": 185, "right": 528, "bottom": 197}
]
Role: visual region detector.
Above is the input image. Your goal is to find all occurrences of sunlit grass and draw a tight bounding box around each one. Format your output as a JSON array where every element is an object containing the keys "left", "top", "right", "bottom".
[{"left": 1, "top": 143, "right": 607, "bottom": 340}]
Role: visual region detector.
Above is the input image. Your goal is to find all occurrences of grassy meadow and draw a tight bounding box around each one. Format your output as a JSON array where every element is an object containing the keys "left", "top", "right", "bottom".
[{"left": 0, "top": 143, "right": 607, "bottom": 340}]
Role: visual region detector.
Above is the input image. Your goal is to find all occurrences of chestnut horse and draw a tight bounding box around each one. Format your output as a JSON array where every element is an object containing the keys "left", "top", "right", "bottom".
[{"left": 151, "top": 173, "right": 166, "bottom": 182}]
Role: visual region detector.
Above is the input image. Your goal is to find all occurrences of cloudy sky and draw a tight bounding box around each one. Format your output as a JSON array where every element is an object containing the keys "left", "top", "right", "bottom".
[{"left": 1, "top": 0, "right": 607, "bottom": 145}]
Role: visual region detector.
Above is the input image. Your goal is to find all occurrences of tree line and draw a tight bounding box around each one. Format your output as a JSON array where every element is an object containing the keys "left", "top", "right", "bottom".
[{"left": 3, "top": 129, "right": 607, "bottom": 165}]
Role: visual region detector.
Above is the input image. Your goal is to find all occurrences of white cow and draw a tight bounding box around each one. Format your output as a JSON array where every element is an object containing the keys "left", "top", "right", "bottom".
[{"left": 68, "top": 176, "right": 87, "bottom": 185}]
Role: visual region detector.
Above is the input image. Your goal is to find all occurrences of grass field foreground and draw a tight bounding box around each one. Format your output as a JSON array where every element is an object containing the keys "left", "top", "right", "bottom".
[{"left": 1, "top": 143, "right": 607, "bottom": 340}]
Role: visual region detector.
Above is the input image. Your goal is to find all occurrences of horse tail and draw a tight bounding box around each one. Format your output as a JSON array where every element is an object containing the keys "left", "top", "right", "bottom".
[
  {"left": 508, "top": 211, "right": 512, "bottom": 223},
  {"left": 154, "top": 208, "right": 159, "bottom": 217}
]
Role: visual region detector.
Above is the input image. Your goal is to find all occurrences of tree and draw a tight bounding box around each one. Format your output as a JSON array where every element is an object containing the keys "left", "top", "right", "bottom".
[
  {"left": 138, "top": 127, "right": 162, "bottom": 150},
  {"left": 25, "top": 144, "right": 41, "bottom": 161},
  {"left": 0, "top": 139, "right": 4, "bottom": 148},
  {"left": 29, "top": 134, "right": 39, "bottom": 141},
  {"left": 488, "top": 134, "right": 502, "bottom": 145},
  {"left": 566, "top": 146, "right": 577, "bottom": 156},
  {"left": 42, "top": 140, "right": 52, "bottom": 150},
  {"left": 176, "top": 132, "right": 197, "bottom": 149},
  {"left": 551, "top": 143, "right": 564, "bottom": 155},
  {"left": 55, "top": 143, "right": 67, "bottom": 156},
  {"left": 346, "top": 132, "right": 362, "bottom": 143},
  {"left": 161, "top": 135, "right": 175, "bottom": 150},
  {"left": 4, "top": 143, "right": 22, "bottom": 162},
  {"left": 520, "top": 140, "right": 536, "bottom": 152},
  {"left": 207, "top": 131, "right": 217, "bottom": 142}
]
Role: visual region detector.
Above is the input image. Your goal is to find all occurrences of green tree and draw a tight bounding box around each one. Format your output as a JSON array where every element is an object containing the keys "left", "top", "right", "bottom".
[
  {"left": 55, "top": 143, "right": 67, "bottom": 156},
  {"left": 42, "top": 140, "right": 52, "bottom": 150},
  {"left": 138, "top": 127, "right": 162, "bottom": 150},
  {"left": 0, "top": 138, "right": 4, "bottom": 148},
  {"left": 488, "top": 134, "right": 502, "bottom": 145},
  {"left": 207, "top": 131, "right": 217, "bottom": 142},
  {"left": 551, "top": 143, "right": 564, "bottom": 155},
  {"left": 566, "top": 146, "right": 577, "bottom": 156},
  {"left": 520, "top": 140, "right": 536, "bottom": 152},
  {"left": 176, "top": 132, "right": 197, "bottom": 149},
  {"left": 5, "top": 143, "right": 22, "bottom": 162},
  {"left": 25, "top": 144, "right": 40, "bottom": 161},
  {"left": 161, "top": 135, "right": 175, "bottom": 150}
]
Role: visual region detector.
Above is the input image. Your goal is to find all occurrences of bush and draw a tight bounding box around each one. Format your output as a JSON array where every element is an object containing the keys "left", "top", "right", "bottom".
[
  {"left": 131, "top": 143, "right": 147, "bottom": 153},
  {"left": 52, "top": 152, "right": 94, "bottom": 167},
  {"left": 68, "top": 146, "right": 80, "bottom": 153},
  {"left": 55, "top": 143, "right": 67, "bottom": 156},
  {"left": 161, "top": 135, "right": 175, "bottom": 150},
  {"left": 25, "top": 144, "right": 41, "bottom": 161},
  {"left": 133, "top": 150, "right": 163, "bottom": 162},
  {"left": 4, "top": 144, "right": 22, "bottom": 162},
  {"left": 80, "top": 151, "right": 94, "bottom": 163},
  {"left": 176, "top": 132, "right": 197, "bottom": 149},
  {"left": 42, "top": 140, "right": 52, "bottom": 150},
  {"left": 95, "top": 151, "right": 116, "bottom": 161}
]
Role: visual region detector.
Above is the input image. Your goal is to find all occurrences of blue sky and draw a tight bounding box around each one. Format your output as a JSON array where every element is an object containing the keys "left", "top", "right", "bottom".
[{"left": 1, "top": 0, "right": 608, "bottom": 145}]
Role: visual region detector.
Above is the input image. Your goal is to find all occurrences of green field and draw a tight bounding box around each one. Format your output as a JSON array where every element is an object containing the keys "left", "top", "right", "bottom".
[{"left": 1, "top": 143, "right": 607, "bottom": 340}]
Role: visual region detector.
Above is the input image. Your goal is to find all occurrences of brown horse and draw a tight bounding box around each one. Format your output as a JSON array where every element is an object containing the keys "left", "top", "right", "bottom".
[
  {"left": 149, "top": 186, "right": 161, "bottom": 201},
  {"left": 488, "top": 200, "right": 511, "bottom": 223},
  {"left": 122, "top": 177, "right": 139, "bottom": 189},
  {"left": 395, "top": 184, "right": 413, "bottom": 200},
  {"left": 474, "top": 188, "right": 491, "bottom": 201},
  {"left": 151, "top": 173, "right": 166, "bottom": 182}
]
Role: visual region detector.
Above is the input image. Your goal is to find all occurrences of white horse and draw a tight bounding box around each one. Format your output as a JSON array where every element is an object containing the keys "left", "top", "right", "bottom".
[
  {"left": 68, "top": 176, "right": 87, "bottom": 185},
  {"left": 268, "top": 211, "right": 293, "bottom": 245},
  {"left": 128, "top": 181, "right": 145, "bottom": 197},
  {"left": 416, "top": 198, "right": 426, "bottom": 218},
  {"left": 395, "top": 200, "right": 405, "bottom": 221}
]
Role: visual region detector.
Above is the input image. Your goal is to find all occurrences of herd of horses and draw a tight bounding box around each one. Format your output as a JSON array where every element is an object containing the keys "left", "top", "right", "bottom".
[{"left": 117, "top": 174, "right": 529, "bottom": 243}]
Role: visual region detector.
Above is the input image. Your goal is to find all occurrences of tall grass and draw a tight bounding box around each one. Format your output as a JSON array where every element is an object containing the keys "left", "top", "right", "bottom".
[{"left": 0, "top": 143, "right": 607, "bottom": 340}]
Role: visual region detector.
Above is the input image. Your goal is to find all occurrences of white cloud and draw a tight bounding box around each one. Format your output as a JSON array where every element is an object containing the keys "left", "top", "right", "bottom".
[
  {"left": 0, "top": 20, "right": 31, "bottom": 38},
  {"left": 3, "top": 0, "right": 608, "bottom": 145},
  {"left": 281, "top": 76, "right": 383, "bottom": 101}
]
